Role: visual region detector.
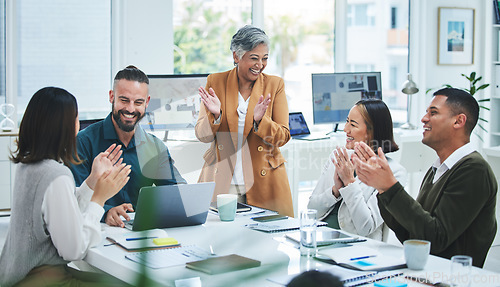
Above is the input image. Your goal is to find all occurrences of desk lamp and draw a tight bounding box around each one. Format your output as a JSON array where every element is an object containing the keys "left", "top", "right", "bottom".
[{"left": 400, "top": 73, "right": 419, "bottom": 130}]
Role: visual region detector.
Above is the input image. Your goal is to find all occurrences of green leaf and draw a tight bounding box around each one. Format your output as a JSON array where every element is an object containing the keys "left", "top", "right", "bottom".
[
  {"left": 478, "top": 98, "right": 491, "bottom": 102},
  {"left": 477, "top": 84, "right": 490, "bottom": 90},
  {"left": 470, "top": 86, "right": 476, "bottom": 95},
  {"left": 477, "top": 123, "right": 488, "bottom": 133},
  {"left": 473, "top": 131, "right": 484, "bottom": 142},
  {"left": 479, "top": 117, "right": 488, "bottom": 123},
  {"left": 470, "top": 71, "right": 476, "bottom": 80},
  {"left": 479, "top": 106, "right": 490, "bottom": 111}
]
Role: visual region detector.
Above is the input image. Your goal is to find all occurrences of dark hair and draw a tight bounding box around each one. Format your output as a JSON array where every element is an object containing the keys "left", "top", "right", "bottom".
[
  {"left": 230, "top": 25, "right": 270, "bottom": 60},
  {"left": 11, "top": 87, "right": 81, "bottom": 166},
  {"left": 286, "top": 270, "right": 343, "bottom": 287},
  {"left": 355, "top": 99, "right": 399, "bottom": 153},
  {"left": 433, "top": 87, "right": 479, "bottom": 136},
  {"left": 113, "top": 65, "right": 149, "bottom": 89}
]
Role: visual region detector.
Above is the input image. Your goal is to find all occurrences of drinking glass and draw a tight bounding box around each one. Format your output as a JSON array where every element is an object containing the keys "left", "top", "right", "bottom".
[
  {"left": 299, "top": 209, "right": 317, "bottom": 257},
  {"left": 450, "top": 255, "right": 472, "bottom": 287}
]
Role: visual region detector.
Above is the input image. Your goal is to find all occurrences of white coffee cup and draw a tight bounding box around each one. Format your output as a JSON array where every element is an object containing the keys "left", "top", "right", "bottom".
[
  {"left": 217, "top": 194, "right": 237, "bottom": 221},
  {"left": 404, "top": 239, "right": 430, "bottom": 270}
]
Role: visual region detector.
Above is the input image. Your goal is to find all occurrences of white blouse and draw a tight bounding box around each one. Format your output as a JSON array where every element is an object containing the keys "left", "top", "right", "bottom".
[
  {"left": 231, "top": 92, "right": 250, "bottom": 185},
  {"left": 308, "top": 150, "right": 407, "bottom": 240},
  {"left": 41, "top": 176, "right": 104, "bottom": 261}
]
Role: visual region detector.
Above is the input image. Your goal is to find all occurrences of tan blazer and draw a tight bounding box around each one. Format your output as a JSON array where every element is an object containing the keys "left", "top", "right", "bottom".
[{"left": 195, "top": 67, "right": 293, "bottom": 217}]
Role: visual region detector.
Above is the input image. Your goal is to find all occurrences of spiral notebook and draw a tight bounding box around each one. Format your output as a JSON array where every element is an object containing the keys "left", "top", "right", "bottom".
[
  {"left": 245, "top": 217, "right": 327, "bottom": 233},
  {"left": 125, "top": 245, "right": 210, "bottom": 269}
]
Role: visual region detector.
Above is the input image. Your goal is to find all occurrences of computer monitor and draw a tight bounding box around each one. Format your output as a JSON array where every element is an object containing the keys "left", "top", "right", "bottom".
[
  {"left": 143, "top": 74, "right": 209, "bottom": 130},
  {"left": 79, "top": 118, "right": 103, "bottom": 130},
  {"left": 312, "top": 72, "right": 382, "bottom": 131}
]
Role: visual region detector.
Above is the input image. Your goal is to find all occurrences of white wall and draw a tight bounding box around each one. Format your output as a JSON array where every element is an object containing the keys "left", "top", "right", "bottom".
[
  {"left": 111, "top": 0, "right": 174, "bottom": 76},
  {"left": 411, "top": 0, "right": 489, "bottom": 147}
]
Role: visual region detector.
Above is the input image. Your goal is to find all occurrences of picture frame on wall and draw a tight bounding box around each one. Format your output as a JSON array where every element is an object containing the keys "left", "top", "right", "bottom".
[{"left": 437, "top": 7, "right": 475, "bottom": 65}]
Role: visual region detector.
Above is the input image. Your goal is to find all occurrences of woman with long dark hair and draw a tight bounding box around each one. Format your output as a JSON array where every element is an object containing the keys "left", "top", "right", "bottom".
[
  {"left": 0, "top": 87, "right": 131, "bottom": 286},
  {"left": 308, "top": 99, "right": 407, "bottom": 241}
]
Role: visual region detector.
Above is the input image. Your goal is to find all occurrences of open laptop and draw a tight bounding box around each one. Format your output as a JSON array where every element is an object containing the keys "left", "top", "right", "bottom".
[
  {"left": 289, "top": 112, "right": 329, "bottom": 141},
  {"left": 125, "top": 182, "right": 215, "bottom": 231}
]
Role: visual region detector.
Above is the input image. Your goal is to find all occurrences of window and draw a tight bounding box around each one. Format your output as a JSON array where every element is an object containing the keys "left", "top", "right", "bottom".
[
  {"left": 173, "top": 0, "right": 251, "bottom": 74},
  {"left": 391, "top": 7, "right": 397, "bottom": 29},
  {"left": 348, "top": 4, "right": 376, "bottom": 27},
  {"left": 15, "top": 0, "right": 111, "bottom": 120},
  {"left": 262, "top": 0, "right": 335, "bottom": 128},
  {"left": 0, "top": 0, "right": 5, "bottom": 105},
  {"left": 345, "top": 0, "right": 408, "bottom": 124}
]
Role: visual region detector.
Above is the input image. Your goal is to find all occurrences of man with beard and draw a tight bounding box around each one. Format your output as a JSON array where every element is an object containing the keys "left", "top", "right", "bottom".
[{"left": 71, "top": 66, "right": 185, "bottom": 227}]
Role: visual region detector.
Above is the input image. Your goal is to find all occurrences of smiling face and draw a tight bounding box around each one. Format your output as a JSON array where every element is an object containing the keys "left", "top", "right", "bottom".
[
  {"left": 421, "top": 95, "right": 457, "bottom": 151},
  {"left": 344, "top": 106, "right": 369, "bottom": 149},
  {"left": 109, "top": 79, "right": 149, "bottom": 133},
  {"left": 234, "top": 43, "right": 268, "bottom": 85}
]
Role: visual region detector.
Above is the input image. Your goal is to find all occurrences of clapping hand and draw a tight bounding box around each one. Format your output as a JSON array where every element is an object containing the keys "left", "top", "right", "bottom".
[
  {"left": 253, "top": 94, "right": 271, "bottom": 123},
  {"left": 91, "top": 163, "right": 131, "bottom": 208},
  {"left": 86, "top": 144, "right": 123, "bottom": 190},
  {"left": 199, "top": 87, "right": 221, "bottom": 119},
  {"left": 352, "top": 142, "right": 397, "bottom": 193},
  {"left": 333, "top": 146, "right": 356, "bottom": 186}
]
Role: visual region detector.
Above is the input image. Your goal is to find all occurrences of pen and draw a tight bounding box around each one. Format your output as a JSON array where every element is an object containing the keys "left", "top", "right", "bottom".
[
  {"left": 126, "top": 236, "right": 158, "bottom": 241},
  {"left": 350, "top": 255, "right": 376, "bottom": 261}
]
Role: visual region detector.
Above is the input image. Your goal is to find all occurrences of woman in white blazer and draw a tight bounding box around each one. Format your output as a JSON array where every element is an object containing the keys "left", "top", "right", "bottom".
[{"left": 307, "top": 99, "right": 406, "bottom": 241}]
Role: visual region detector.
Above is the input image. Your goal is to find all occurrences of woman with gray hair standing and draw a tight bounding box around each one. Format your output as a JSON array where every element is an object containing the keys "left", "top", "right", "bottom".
[{"left": 196, "top": 25, "right": 293, "bottom": 216}]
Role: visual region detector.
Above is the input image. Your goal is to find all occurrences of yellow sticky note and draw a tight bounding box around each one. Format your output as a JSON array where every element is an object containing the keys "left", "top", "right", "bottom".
[{"left": 152, "top": 237, "right": 179, "bottom": 246}]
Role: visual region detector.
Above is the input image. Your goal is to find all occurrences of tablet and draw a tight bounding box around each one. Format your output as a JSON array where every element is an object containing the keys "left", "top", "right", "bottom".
[
  {"left": 285, "top": 227, "right": 359, "bottom": 246},
  {"left": 209, "top": 202, "right": 252, "bottom": 213}
]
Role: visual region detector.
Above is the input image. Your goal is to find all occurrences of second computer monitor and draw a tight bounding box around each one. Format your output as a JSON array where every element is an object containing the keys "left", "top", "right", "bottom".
[{"left": 312, "top": 72, "right": 382, "bottom": 125}]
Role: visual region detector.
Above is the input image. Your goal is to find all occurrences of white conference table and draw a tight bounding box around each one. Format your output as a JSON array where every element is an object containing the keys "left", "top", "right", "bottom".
[{"left": 84, "top": 211, "right": 500, "bottom": 287}]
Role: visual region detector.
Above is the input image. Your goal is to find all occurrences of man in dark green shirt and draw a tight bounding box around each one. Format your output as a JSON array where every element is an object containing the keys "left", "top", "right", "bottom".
[
  {"left": 71, "top": 66, "right": 185, "bottom": 227},
  {"left": 353, "top": 88, "right": 497, "bottom": 268}
]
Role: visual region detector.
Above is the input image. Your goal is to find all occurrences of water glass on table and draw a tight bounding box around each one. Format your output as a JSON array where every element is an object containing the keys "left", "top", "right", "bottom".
[
  {"left": 300, "top": 209, "right": 317, "bottom": 257},
  {"left": 450, "top": 255, "right": 472, "bottom": 287}
]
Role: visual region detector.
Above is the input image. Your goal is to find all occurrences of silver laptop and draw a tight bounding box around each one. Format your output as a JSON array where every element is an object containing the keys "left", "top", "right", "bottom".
[
  {"left": 125, "top": 182, "right": 215, "bottom": 231},
  {"left": 289, "top": 112, "right": 329, "bottom": 141}
]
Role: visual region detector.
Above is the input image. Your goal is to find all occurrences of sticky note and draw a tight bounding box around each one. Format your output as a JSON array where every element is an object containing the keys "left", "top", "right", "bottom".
[
  {"left": 152, "top": 237, "right": 178, "bottom": 246},
  {"left": 374, "top": 278, "right": 407, "bottom": 287}
]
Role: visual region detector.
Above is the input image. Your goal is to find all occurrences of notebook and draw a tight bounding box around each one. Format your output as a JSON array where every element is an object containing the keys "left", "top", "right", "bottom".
[
  {"left": 245, "top": 217, "right": 327, "bottom": 233},
  {"left": 317, "top": 245, "right": 407, "bottom": 271},
  {"left": 126, "top": 245, "right": 210, "bottom": 269},
  {"left": 106, "top": 229, "right": 180, "bottom": 251},
  {"left": 125, "top": 182, "right": 215, "bottom": 231},
  {"left": 186, "top": 254, "right": 261, "bottom": 274},
  {"left": 289, "top": 112, "right": 329, "bottom": 141}
]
